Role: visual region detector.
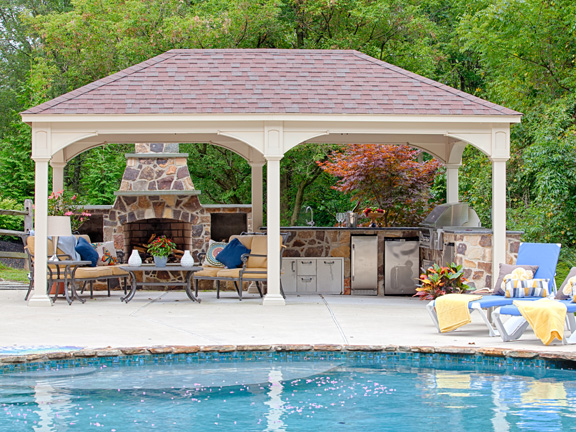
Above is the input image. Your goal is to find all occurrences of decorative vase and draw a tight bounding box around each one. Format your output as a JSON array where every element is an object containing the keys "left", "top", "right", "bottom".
[
  {"left": 180, "top": 250, "right": 194, "bottom": 267},
  {"left": 128, "top": 250, "right": 142, "bottom": 266},
  {"left": 154, "top": 256, "right": 168, "bottom": 267}
]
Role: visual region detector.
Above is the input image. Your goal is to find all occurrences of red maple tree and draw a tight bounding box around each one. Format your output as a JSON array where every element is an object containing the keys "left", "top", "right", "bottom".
[{"left": 318, "top": 144, "right": 442, "bottom": 226}]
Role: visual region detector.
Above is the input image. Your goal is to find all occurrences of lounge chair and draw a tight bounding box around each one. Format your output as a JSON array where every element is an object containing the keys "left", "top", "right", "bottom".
[
  {"left": 492, "top": 269, "right": 576, "bottom": 344},
  {"left": 426, "top": 243, "right": 561, "bottom": 336}
]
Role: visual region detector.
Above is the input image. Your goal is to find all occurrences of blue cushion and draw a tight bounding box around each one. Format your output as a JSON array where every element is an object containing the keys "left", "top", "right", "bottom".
[
  {"left": 75, "top": 236, "right": 98, "bottom": 267},
  {"left": 215, "top": 238, "right": 251, "bottom": 269}
]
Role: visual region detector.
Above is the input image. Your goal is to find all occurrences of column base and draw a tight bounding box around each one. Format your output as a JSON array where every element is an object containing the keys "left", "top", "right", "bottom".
[
  {"left": 262, "top": 293, "right": 286, "bottom": 306},
  {"left": 27, "top": 295, "right": 53, "bottom": 307}
]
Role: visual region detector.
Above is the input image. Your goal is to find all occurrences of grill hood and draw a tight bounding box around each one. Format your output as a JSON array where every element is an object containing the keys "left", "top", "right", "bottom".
[{"left": 420, "top": 203, "right": 481, "bottom": 228}]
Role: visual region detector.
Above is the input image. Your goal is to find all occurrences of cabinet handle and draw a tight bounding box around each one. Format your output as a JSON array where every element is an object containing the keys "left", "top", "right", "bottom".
[
  {"left": 301, "top": 277, "right": 313, "bottom": 282},
  {"left": 291, "top": 261, "right": 295, "bottom": 272},
  {"left": 324, "top": 260, "right": 335, "bottom": 264},
  {"left": 302, "top": 261, "right": 313, "bottom": 265}
]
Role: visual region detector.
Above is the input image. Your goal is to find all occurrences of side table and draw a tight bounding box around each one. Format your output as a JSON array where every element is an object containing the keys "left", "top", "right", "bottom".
[{"left": 47, "top": 259, "right": 91, "bottom": 305}]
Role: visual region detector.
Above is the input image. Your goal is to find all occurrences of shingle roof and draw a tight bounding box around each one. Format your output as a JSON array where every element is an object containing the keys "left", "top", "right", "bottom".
[{"left": 23, "top": 49, "right": 519, "bottom": 116}]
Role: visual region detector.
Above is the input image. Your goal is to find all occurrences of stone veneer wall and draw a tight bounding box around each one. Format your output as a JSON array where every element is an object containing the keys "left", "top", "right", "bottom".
[
  {"left": 419, "top": 231, "right": 522, "bottom": 289},
  {"left": 282, "top": 228, "right": 523, "bottom": 295}
]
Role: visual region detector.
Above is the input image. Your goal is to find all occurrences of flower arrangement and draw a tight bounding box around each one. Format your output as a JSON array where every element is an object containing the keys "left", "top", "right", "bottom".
[
  {"left": 414, "top": 263, "right": 471, "bottom": 300},
  {"left": 47, "top": 190, "right": 91, "bottom": 233},
  {"left": 362, "top": 207, "right": 385, "bottom": 217},
  {"left": 146, "top": 235, "right": 176, "bottom": 258}
]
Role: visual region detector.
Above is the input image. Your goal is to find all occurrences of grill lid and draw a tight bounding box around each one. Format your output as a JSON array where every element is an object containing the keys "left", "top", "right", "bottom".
[{"left": 420, "top": 203, "right": 480, "bottom": 228}]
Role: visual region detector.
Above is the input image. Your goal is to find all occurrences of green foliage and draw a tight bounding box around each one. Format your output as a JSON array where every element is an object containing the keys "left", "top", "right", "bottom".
[
  {"left": 0, "top": 198, "right": 25, "bottom": 237},
  {"left": 415, "top": 262, "right": 471, "bottom": 300},
  {"left": 0, "top": 263, "right": 29, "bottom": 283}
]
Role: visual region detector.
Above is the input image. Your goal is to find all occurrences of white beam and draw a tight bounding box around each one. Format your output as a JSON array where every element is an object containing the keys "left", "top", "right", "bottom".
[
  {"left": 263, "top": 155, "right": 285, "bottom": 306},
  {"left": 28, "top": 157, "right": 52, "bottom": 307},
  {"left": 445, "top": 163, "right": 460, "bottom": 204},
  {"left": 491, "top": 158, "right": 508, "bottom": 289},
  {"left": 250, "top": 162, "right": 264, "bottom": 232}
]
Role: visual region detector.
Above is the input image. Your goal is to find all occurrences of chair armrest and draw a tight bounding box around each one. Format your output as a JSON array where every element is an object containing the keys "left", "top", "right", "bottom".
[
  {"left": 240, "top": 253, "right": 267, "bottom": 268},
  {"left": 198, "top": 251, "right": 207, "bottom": 262}
]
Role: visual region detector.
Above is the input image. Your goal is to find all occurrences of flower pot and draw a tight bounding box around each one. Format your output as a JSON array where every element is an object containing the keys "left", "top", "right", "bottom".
[
  {"left": 153, "top": 256, "right": 168, "bottom": 267},
  {"left": 49, "top": 282, "right": 65, "bottom": 295}
]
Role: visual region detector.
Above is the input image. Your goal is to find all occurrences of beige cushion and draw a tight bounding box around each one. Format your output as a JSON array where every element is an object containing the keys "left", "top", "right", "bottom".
[
  {"left": 229, "top": 235, "right": 254, "bottom": 250},
  {"left": 112, "top": 267, "right": 129, "bottom": 276},
  {"left": 194, "top": 267, "right": 222, "bottom": 277},
  {"left": 247, "top": 236, "right": 267, "bottom": 268},
  {"left": 494, "top": 264, "right": 540, "bottom": 295},
  {"left": 75, "top": 266, "right": 117, "bottom": 279},
  {"left": 216, "top": 268, "right": 241, "bottom": 278},
  {"left": 557, "top": 267, "right": 576, "bottom": 299}
]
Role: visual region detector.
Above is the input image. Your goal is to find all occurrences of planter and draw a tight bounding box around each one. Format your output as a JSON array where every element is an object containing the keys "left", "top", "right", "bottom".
[{"left": 153, "top": 256, "right": 168, "bottom": 267}]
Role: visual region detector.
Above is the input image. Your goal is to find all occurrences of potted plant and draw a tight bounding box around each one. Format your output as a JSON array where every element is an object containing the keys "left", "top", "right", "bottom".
[
  {"left": 146, "top": 236, "right": 176, "bottom": 267},
  {"left": 414, "top": 263, "right": 471, "bottom": 300},
  {"left": 47, "top": 190, "right": 91, "bottom": 233}
]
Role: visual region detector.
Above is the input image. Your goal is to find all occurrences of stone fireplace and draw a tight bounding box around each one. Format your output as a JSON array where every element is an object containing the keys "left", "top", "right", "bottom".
[{"left": 103, "top": 143, "right": 211, "bottom": 258}]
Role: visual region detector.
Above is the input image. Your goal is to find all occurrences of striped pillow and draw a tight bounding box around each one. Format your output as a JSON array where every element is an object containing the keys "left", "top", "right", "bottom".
[{"left": 504, "top": 279, "right": 549, "bottom": 298}]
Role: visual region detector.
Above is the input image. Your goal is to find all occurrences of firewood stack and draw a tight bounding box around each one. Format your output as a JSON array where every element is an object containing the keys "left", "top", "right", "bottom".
[{"left": 133, "top": 234, "right": 184, "bottom": 264}]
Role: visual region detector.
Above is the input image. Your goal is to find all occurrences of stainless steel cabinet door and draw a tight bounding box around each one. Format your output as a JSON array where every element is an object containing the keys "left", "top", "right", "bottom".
[
  {"left": 317, "top": 259, "right": 343, "bottom": 294},
  {"left": 351, "top": 236, "right": 378, "bottom": 290},
  {"left": 281, "top": 259, "right": 297, "bottom": 294}
]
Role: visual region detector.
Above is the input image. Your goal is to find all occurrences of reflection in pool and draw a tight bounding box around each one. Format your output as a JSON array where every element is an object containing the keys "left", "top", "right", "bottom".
[{"left": 1, "top": 359, "right": 575, "bottom": 431}]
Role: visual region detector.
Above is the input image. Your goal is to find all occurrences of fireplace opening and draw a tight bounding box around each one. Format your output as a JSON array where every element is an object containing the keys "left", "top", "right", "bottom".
[
  {"left": 124, "top": 218, "right": 192, "bottom": 262},
  {"left": 210, "top": 213, "right": 247, "bottom": 241}
]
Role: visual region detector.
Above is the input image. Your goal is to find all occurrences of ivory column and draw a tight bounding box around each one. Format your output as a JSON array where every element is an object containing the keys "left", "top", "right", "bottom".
[
  {"left": 250, "top": 162, "right": 265, "bottom": 231},
  {"left": 491, "top": 158, "right": 507, "bottom": 289},
  {"left": 28, "top": 157, "right": 52, "bottom": 306},
  {"left": 445, "top": 163, "right": 460, "bottom": 204},
  {"left": 263, "top": 156, "right": 285, "bottom": 305}
]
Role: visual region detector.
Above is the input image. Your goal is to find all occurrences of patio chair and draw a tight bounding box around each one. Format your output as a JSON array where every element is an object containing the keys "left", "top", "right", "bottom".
[
  {"left": 492, "top": 268, "right": 576, "bottom": 344},
  {"left": 426, "top": 242, "right": 561, "bottom": 337}
]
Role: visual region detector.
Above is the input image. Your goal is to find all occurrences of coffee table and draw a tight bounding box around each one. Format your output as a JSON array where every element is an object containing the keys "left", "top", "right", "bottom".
[{"left": 119, "top": 264, "right": 203, "bottom": 303}]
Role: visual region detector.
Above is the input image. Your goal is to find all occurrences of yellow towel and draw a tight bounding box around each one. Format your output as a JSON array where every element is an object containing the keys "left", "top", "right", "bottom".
[
  {"left": 436, "top": 294, "right": 483, "bottom": 333},
  {"left": 514, "top": 299, "right": 567, "bottom": 345}
]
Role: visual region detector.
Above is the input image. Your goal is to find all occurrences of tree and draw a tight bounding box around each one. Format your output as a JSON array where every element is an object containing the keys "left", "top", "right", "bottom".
[{"left": 319, "top": 144, "right": 441, "bottom": 226}]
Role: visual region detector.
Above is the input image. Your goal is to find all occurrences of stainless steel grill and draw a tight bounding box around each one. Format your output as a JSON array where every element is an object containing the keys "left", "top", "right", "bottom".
[{"left": 419, "top": 203, "right": 481, "bottom": 250}]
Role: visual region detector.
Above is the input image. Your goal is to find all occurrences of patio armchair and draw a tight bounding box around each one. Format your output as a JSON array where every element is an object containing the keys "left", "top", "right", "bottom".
[
  {"left": 426, "top": 243, "right": 561, "bottom": 336},
  {"left": 24, "top": 235, "right": 128, "bottom": 301},
  {"left": 193, "top": 233, "right": 285, "bottom": 300}
]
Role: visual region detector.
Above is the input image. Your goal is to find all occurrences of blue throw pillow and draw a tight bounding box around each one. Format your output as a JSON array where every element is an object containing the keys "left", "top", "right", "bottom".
[
  {"left": 215, "top": 238, "right": 251, "bottom": 269},
  {"left": 75, "top": 236, "right": 99, "bottom": 267}
]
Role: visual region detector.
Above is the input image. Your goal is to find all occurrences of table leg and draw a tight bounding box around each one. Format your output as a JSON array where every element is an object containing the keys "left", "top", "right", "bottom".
[
  {"left": 62, "top": 265, "right": 74, "bottom": 305},
  {"left": 121, "top": 270, "right": 138, "bottom": 303},
  {"left": 184, "top": 271, "right": 201, "bottom": 303},
  {"left": 69, "top": 266, "right": 85, "bottom": 304}
]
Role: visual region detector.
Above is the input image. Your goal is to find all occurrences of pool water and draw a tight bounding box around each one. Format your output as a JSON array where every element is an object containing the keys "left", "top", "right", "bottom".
[{"left": 1, "top": 359, "right": 576, "bottom": 431}]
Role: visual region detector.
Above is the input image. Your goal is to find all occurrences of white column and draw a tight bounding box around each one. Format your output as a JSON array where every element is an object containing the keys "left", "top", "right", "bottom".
[
  {"left": 250, "top": 162, "right": 265, "bottom": 232},
  {"left": 491, "top": 158, "right": 507, "bottom": 289},
  {"left": 28, "top": 157, "right": 52, "bottom": 306},
  {"left": 445, "top": 163, "right": 460, "bottom": 204},
  {"left": 50, "top": 161, "right": 66, "bottom": 193},
  {"left": 263, "top": 156, "right": 285, "bottom": 305}
]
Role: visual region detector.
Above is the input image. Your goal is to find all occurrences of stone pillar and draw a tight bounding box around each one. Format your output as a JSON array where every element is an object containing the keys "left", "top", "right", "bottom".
[
  {"left": 491, "top": 158, "right": 507, "bottom": 289},
  {"left": 250, "top": 162, "right": 264, "bottom": 231},
  {"left": 445, "top": 163, "right": 460, "bottom": 204},
  {"left": 29, "top": 157, "right": 52, "bottom": 306},
  {"left": 263, "top": 156, "right": 285, "bottom": 305}
]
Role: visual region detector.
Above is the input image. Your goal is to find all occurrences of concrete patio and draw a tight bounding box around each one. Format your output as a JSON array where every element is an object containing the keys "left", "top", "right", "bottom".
[{"left": 1, "top": 289, "right": 574, "bottom": 356}]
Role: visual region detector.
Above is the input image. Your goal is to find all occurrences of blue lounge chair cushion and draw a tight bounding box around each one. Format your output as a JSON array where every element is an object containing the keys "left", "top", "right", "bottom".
[{"left": 498, "top": 300, "right": 576, "bottom": 316}]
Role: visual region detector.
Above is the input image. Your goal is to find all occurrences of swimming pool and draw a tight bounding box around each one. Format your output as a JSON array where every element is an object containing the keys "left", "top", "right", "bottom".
[{"left": 1, "top": 350, "right": 575, "bottom": 431}]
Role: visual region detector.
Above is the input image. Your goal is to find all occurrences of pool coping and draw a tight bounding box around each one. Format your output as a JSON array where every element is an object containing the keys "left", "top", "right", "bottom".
[{"left": 2, "top": 344, "right": 575, "bottom": 372}]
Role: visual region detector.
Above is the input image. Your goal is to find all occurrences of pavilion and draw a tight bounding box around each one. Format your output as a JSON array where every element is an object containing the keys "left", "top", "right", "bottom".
[{"left": 21, "top": 49, "right": 521, "bottom": 306}]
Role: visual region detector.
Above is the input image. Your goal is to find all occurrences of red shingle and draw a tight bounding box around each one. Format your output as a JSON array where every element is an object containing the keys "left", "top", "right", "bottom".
[{"left": 23, "top": 49, "right": 519, "bottom": 116}]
